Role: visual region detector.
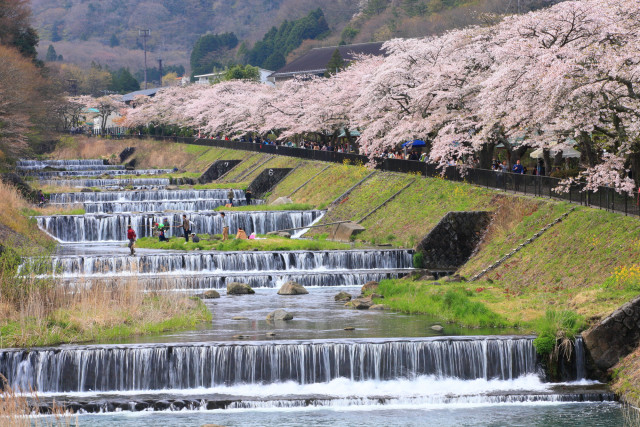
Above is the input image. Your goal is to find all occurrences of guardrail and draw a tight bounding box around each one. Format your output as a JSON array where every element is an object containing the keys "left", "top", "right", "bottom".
[{"left": 99, "top": 134, "right": 640, "bottom": 217}]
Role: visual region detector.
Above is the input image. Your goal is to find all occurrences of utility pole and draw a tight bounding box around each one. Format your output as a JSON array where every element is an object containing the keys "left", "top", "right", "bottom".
[
  {"left": 66, "top": 79, "right": 78, "bottom": 96},
  {"left": 139, "top": 29, "right": 151, "bottom": 89},
  {"left": 157, "top": 58, "right": 163, "bottom": 87}
]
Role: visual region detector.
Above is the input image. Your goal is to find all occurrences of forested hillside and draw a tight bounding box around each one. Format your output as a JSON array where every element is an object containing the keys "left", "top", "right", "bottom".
[
  {"left": 31, "top": 0, "right": 357, "bottom": 71},
  {"left": 31, "top": 0, "right": 562, "bottom": 78}
]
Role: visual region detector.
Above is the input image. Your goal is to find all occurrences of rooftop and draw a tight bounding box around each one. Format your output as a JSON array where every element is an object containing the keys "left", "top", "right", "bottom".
[
  {"left": 121, "top": 88, "right": 162, "bottom": 102},
  {"left": 270, "top": 42, "right": 386, "bottom": 78}
]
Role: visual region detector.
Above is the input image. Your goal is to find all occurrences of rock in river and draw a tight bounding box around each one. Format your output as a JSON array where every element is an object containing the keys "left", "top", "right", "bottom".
[
  {"left": 277, "top": 281, "right": 309, "bottom": 295},
  {"left": 267, "top": 309, "right": 293, "bottom": 321},
  {"left": 227, "top": 282, "right": 255, "bottom": 295}
]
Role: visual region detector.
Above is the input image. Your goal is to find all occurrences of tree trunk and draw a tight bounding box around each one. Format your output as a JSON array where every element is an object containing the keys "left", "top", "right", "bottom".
[
  {"left": 477, "top": 142, "right": 496, "bottom": 169},
  {"left": 578, "top": 131, "right": 597, "bottom": 167},
  {"left": 543, "top": 149, "right": 552, "bottom": 176}
]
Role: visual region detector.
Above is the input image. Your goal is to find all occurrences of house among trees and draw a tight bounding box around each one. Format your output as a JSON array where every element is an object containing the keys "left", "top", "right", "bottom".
[
  {"left": 121, "top": 88, "right": 162, "bottom": 106},
  {"left": 268, "top": 42, "right": 386, "bottom": 85}
]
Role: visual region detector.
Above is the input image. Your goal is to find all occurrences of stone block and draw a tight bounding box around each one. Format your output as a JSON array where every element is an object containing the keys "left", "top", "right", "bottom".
[{"left": 330, "top": 221, "right": 365, "bottom": 242}]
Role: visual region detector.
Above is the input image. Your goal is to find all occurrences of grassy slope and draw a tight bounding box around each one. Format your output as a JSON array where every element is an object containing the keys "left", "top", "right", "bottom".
[
  {"left": 266, "top": 162, "right": 329, "bottom": 202},
  {"left": 290, "top": 163, "right": 371, "bottom": 208}
]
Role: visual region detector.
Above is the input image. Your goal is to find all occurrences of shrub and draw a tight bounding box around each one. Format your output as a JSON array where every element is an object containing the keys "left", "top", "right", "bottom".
[{"left": 413, "top": 251, "right": 425, "bottom": 268}]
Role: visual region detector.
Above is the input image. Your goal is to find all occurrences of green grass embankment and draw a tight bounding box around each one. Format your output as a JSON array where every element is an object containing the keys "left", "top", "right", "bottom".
[
  {"left": 135, "top": 234, "right": 355, "bottom": 252},
  {"left": 266, "top": 162, "right": 329, "bottom": 202}
]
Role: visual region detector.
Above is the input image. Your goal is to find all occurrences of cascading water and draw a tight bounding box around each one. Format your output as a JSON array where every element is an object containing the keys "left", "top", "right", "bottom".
[
  {"left": 36, "top": 210, "right": 324, "bottom": 242},
  {"left": 40, "top": 178, "right": 170, "bottom": 188},
  {"left": 58, "top": 270, "right": 411, "bottom": 290},
  {"left": 0, "top": 337, "right": 539, "bottom": 392},
  {"left": 33, "top": 249, "right": 413, "bottom": 276},
  {"left": 15, "top": 159, "right": 619, "bottom": 424},
  {"left": 31, "top": 169, "right": 173, "bottom": 178},
  {"left": 80, "top": 199, "right": 264, "bottom": 213},
  {"left": 16, "top": 159, "right": 106, "bottom": 169},
  {"left": 49, "top": 189, "right": 248, "bottom": 203}
]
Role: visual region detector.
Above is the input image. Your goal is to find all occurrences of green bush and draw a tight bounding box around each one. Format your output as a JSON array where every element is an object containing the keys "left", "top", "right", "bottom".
[
  {"left": 533, "top": 309, "right": 584, "bottom": 356},
  {"left": 413, "top": 251, "right": 425, "bottom": 268}
]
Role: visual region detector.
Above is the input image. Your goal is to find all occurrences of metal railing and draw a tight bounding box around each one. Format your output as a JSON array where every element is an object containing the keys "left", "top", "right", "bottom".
[{"left": 102, "top": 135, "right": 640, "bottom": 217}]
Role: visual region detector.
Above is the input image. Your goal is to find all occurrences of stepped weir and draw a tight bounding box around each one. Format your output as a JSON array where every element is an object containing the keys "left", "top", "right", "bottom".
[{"left": 11, "top": 158, "right": 620, "bottom": 422}]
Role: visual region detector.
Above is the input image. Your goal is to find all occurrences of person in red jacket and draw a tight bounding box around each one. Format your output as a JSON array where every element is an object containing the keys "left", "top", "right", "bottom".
[{"left": 127, "top": 225, "right": 137, "bottom": 256}]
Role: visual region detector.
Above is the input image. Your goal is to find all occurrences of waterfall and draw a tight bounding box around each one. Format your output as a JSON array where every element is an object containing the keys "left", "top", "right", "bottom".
[
  {"left": 32, "top": 169, "right": 173, "bottom": 178},
  {"left": 40, "top": 178, "right": 170, "bottom": 188},
  {"left": 58, "top": 270, "right": 412, "bottom": 289},
  {"left": 81, "top": 199, "right": 264, "bottom": 213},
  {"left": 36, "top": 211, "right": 325, "bottom": 242},
  {"left": 32, "top": 249, "right": 413, "bottom": 276},
  {"left": 17, "top": 159, "right": 106, "bottom": 169},
  {"left": 575, "top": 336, "right": 586, "bottom": 380},
  {"left": 19, "top": 165, "right": 125, "bottom": 172},
  {"left": 0, "top": 337, "right": 539, "bottom": 393},
  {"left": 49, "top": 189, "right": 248, "bottom": 203}
]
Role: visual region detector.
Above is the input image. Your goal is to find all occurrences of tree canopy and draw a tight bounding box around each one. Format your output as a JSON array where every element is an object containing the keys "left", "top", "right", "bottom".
[
  {"left": 245, "top": 9, "right": 329, "bottom": 70},
  {"left": 190, "top": 32, "right": 239, "bottom": 77}
]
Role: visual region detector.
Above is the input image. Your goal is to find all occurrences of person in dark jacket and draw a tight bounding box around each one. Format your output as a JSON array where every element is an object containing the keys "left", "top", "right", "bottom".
[
  {"left": 512, "top": 159, "right": 524, "bottom": 174},
  {"left": 245, "top": 188, "right": 252, "bottom": 206}
]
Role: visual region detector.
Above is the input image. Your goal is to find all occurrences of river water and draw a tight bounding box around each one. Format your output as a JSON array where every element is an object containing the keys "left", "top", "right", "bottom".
[{"left": 7, "top": 159, "right": 627, "bottom": 425}]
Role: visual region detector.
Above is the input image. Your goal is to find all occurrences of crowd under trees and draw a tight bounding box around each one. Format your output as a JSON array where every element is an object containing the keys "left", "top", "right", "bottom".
[{"left": 124, "top": 0, "right": 640, "bottom": 195}]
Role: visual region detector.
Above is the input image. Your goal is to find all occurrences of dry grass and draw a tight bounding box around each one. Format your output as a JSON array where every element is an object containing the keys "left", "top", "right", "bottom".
[
  {"left": 0, "top": 375, "right": 73, "bottom": 426},
  {"left": 0, "top": 274, "right": 209, "bottom": 347},
  {"left": 52, "top": 136, "right": 204, "bottom": 171}
]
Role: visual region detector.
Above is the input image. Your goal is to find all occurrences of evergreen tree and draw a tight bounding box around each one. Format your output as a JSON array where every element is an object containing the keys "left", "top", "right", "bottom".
[
  {"left": 324, "top": 49, "right": 345, "bottom": 77},
  {"left": 109, "top": 34, "right": 120, "bottom": 47},
  {"left": 245, "top": 9, "right": 329, "bottom": 69},
  {"left": 51, "top": 21, "right": 63, "bottom": 42},
  {"left": 190, "top": 32, "right": 238, "bottom": 76},
  {"left": 262, "top": 52, "right": 286, "bottom": 71},
  {"left": 109, "top": 68, "right": 140, "bottom": 93},
  {"left": 45, "top": 44, "right": 58, "bottom": 62}
]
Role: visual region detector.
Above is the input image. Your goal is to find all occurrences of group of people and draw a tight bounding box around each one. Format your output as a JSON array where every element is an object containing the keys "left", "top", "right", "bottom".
[
  {"left": 227, "top": 189, "right": 252, "bottom": 207},
  {"left": 126, "top": 211, "right": 258, "bottom": 255},
  {"left": 491, "top": 159, "right": 547, "bottom": 176}
]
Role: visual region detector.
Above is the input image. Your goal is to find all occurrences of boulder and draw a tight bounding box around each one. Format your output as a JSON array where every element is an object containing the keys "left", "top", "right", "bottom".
[
  {"left": 266, "top": 332, "right": 276, "bottom": 337},
  {"left": 329, "top": 221, "right": 366, "bottom": 242},
  {"left": 334, "top": 291, "right": 352, "bottom": 302},
  {"left": 343, "top": 326, "right": 355, "bottom": 331},
  {"left": 271, "top": 196, "right": 293, "bottom": 205},
  {"left": 420, "top": 275, "right": 436, "bottom": 281},
  {"left": 80, "top": 188, "right": 94, "bottom": 192},
  {"left": 349, "top": 297, "right": 373, "bottom": 310},
  {"left": 277, "top": 281, "right": 309, "bottom": 295},
  {"left": 266, "top": 309, "right": 293, "bottom": 321},
  {"left": 361, "top": 281, "right": 379, "bottom": 294},
  {"left": 370, "top": 304, "right": 387, "bottom": 310},
  {"left": 430, "top": 325, "right": 444, "bottom": 332},
  {"left": 231, "top": 316, "right": 248, "bottom": 320},
  {"left": 370, "top": 293, "right": 384, "bottom": 300},
  {"left": 226, "top": 282, "right": 255, "bottom": 295},
  {"left": 443, "top": 274, "right": 466, "bottom": 283},
  {"left": 201, "top": 290, "right": 220, "bottom": 299}
]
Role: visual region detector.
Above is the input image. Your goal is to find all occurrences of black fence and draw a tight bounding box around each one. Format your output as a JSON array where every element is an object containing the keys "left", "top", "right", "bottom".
[{"left": 103, "top": 135, "right": 640, "bottom": 217}]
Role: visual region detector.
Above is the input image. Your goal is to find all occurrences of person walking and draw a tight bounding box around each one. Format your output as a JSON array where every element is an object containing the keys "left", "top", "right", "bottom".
[
  {"left": 220, "top": 212, "right": 229, "bottom": 241},
  {"left": 127, "top": 225, "right": 137, "bottom": 256},
  {"left": 227, "top": 190, "right": 234, "bottom": 206},
  {"left": 181, "top": 214, "right": 191, "bottom": 243},
  {"left": 245, "top": 188, "right": 252, "bottom": 206}
]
